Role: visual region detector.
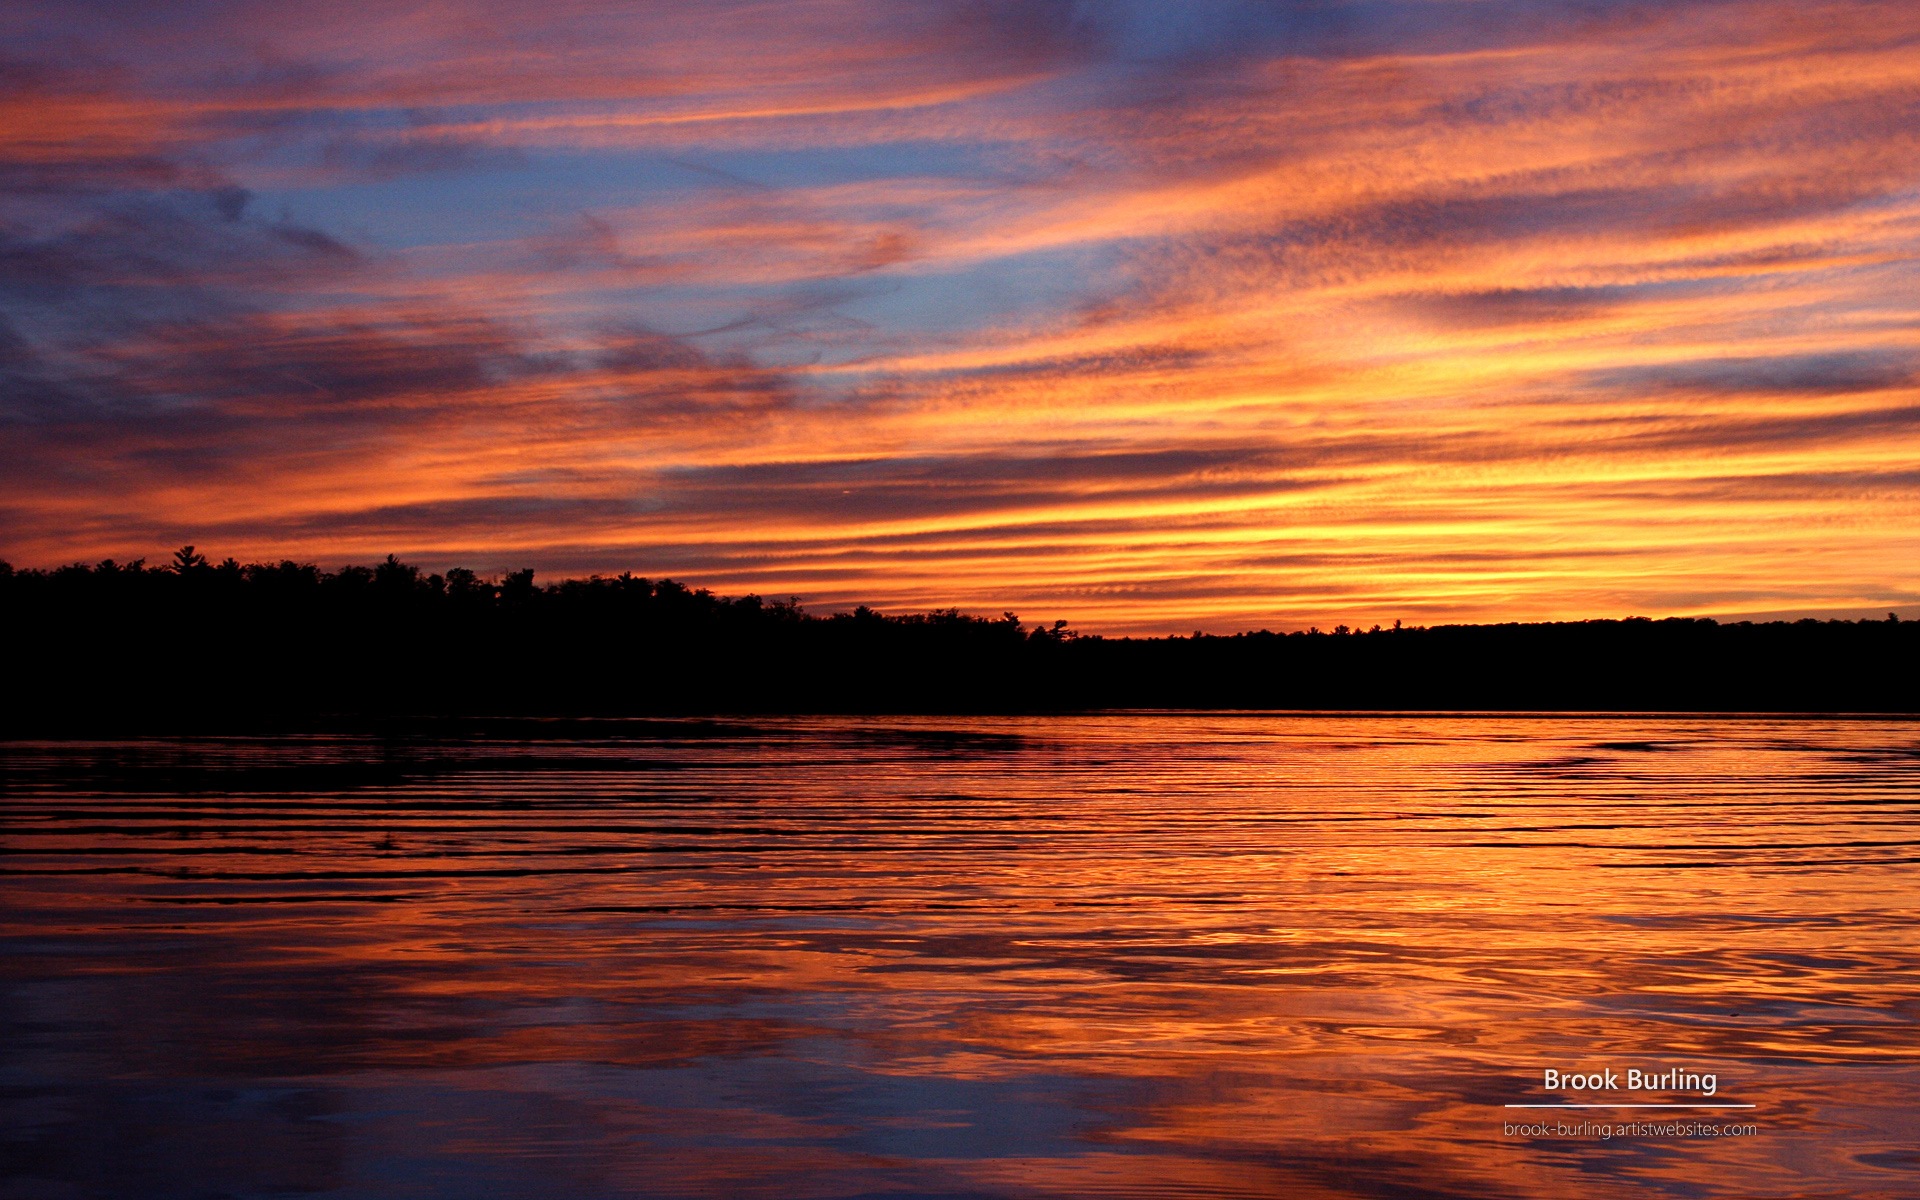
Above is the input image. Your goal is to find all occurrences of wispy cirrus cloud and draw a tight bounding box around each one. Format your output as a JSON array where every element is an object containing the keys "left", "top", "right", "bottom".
[{"left": 2, "top": 0, "right": 1918, "bottom": 629}]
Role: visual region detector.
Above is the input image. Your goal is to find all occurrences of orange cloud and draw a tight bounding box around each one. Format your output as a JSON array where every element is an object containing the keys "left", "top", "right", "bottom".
[{"left": 4, "top": 0, "right": 1919, "bottom": 631}]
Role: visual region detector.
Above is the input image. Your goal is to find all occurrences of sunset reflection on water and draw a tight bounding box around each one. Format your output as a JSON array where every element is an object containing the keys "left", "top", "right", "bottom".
[{"left": 3, "top": 716, "right": 1916, "bottom": 1198}]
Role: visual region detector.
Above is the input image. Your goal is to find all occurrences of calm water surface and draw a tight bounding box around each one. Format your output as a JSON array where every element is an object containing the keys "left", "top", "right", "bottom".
[{"left": 3, "top": 716, "right": 1917, "bottom": 1198}]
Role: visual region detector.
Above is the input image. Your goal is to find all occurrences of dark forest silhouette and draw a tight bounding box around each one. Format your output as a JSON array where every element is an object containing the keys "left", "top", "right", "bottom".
[{"left": 3, "top": 547, "right": 1914, "bottom": 728}]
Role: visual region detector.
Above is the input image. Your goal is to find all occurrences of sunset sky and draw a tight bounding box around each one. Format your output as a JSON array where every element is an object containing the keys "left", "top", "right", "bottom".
[{"left": 4, "top": 0, "right": 1918, "bottom": 632}]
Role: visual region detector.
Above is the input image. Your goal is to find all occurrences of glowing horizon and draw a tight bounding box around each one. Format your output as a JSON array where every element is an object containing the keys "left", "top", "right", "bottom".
[{"left": 4, "top": 1, "right": 1918, "bottom": 633}]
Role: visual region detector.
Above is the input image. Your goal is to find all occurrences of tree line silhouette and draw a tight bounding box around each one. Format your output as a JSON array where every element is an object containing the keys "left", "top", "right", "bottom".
[{"left": 3, "top": 548, "right": 1913, "bottom": 728}]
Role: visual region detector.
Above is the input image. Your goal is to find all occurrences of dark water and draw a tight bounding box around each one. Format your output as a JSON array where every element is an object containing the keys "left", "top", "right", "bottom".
[{"left": 3, "top": 716, "right": 1917, "bottom": 1199}]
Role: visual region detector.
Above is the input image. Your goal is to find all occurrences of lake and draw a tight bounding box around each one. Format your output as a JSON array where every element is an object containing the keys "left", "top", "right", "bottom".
[{"left": 3, "top": 715, "right": 1916, "bottom": 1198}]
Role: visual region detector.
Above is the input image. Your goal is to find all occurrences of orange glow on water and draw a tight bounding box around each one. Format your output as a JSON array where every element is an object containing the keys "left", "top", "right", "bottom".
[{"left": 3, "top": 717, "right": 1915, "bottom": 1196}]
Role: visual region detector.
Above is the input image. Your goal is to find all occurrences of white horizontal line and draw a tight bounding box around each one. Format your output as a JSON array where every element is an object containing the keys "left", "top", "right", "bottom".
[{"left": 1503, "top": 1104, "right": 1756, "bottom": 1109}]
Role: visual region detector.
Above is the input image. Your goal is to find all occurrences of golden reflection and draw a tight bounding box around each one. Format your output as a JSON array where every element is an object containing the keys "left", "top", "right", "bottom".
[{"left": 3, "top": 718, "right": 1916, "bottom": 1196}]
